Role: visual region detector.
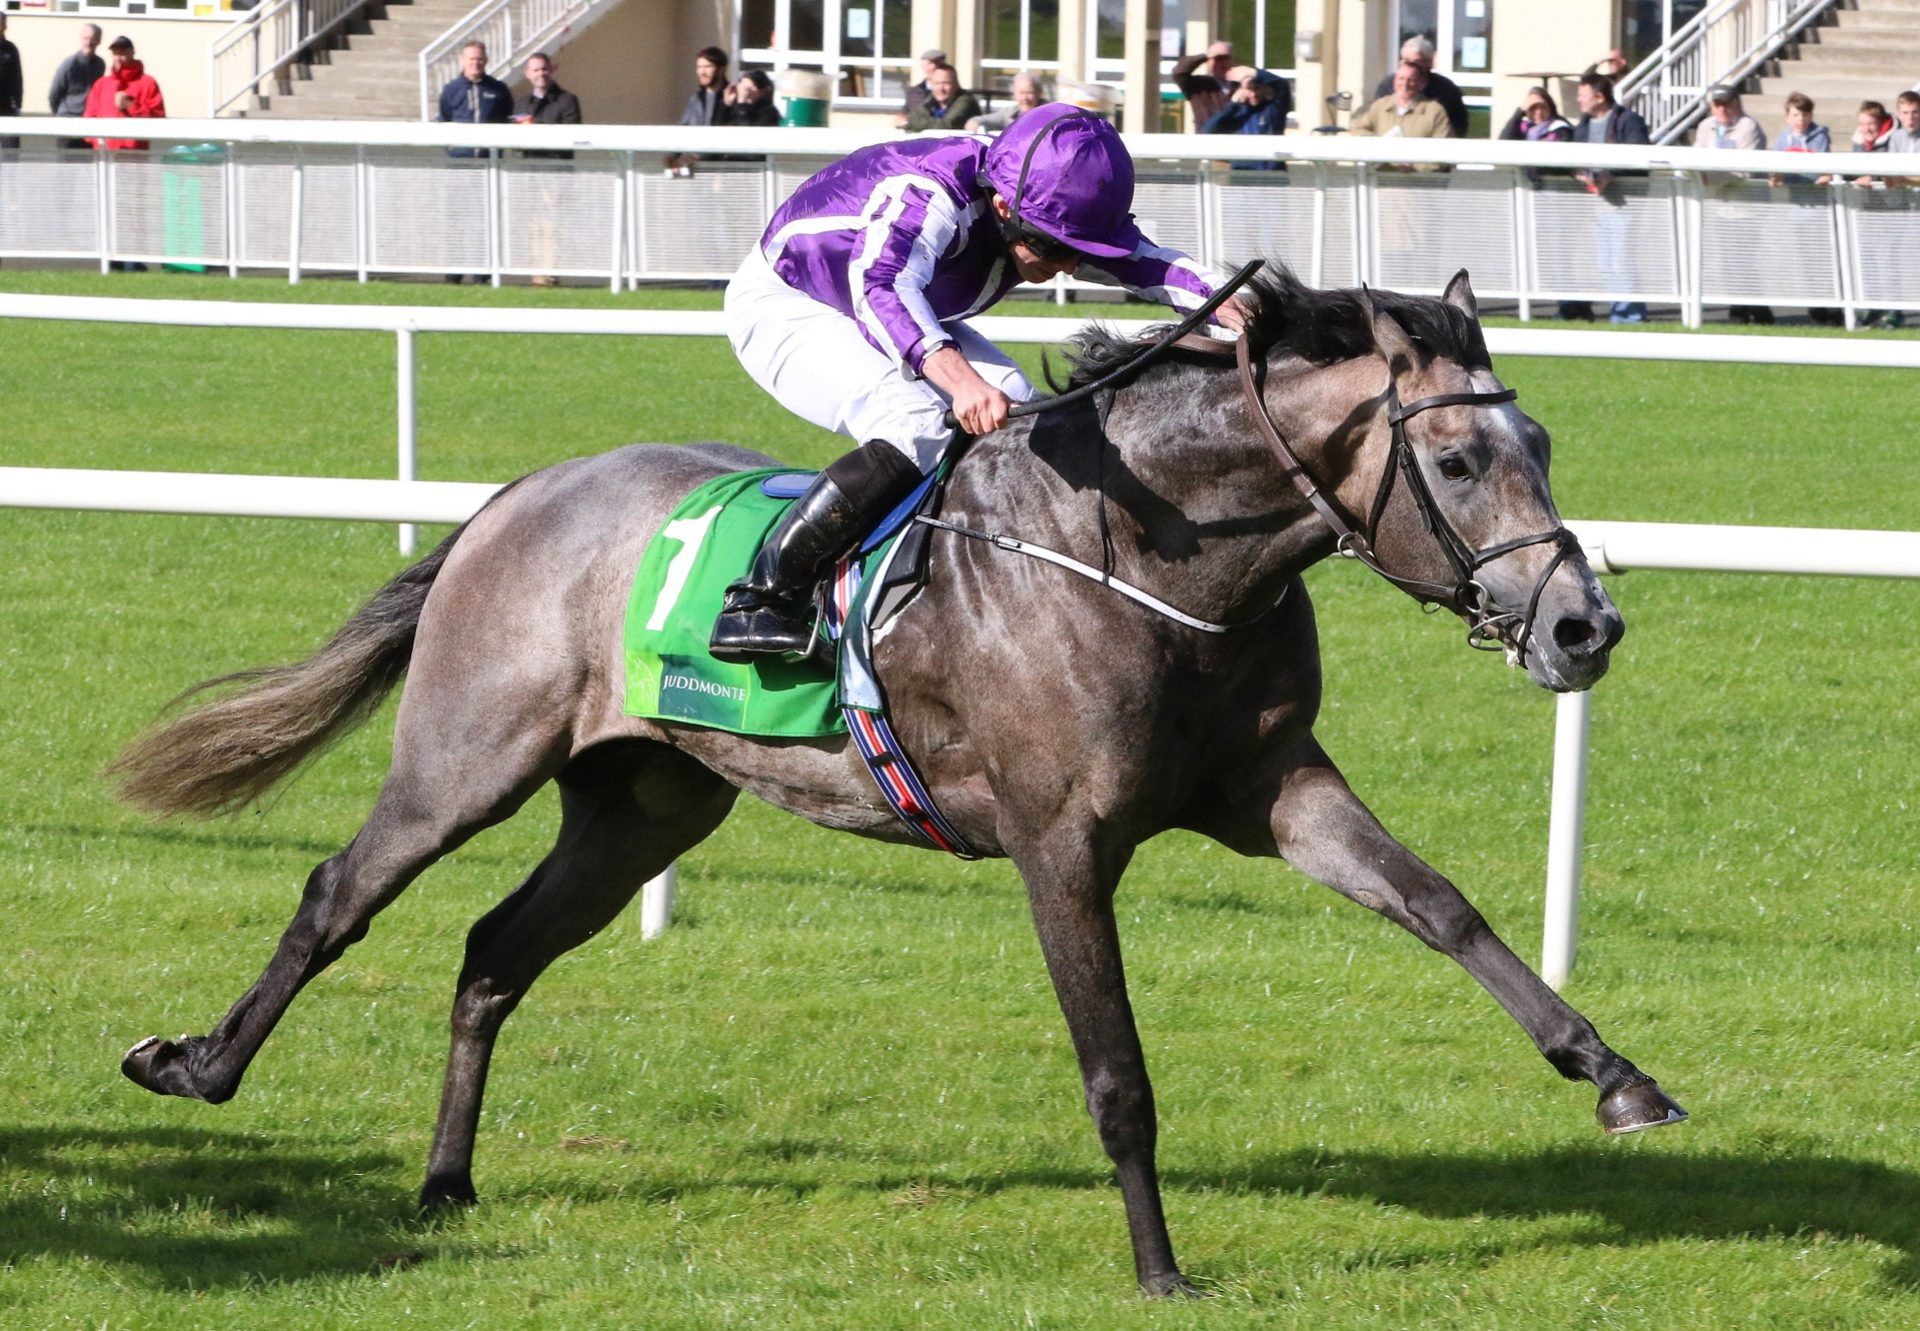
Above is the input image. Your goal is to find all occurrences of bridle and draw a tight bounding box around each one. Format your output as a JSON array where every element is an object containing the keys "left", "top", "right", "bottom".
[{"left": 1234, "top": 334, "right": 1582, "bottom": 662}]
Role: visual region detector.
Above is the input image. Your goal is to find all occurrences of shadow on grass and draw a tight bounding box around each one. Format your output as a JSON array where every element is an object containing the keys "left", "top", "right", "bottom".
[
  {"left": 508, "top": 1144, "right": 1920, "bottom": 1288},
  {"left": 1167, "top": 1146, "right": 1920, "bottom": 1287},
  {"left": 0, "top": 1124, "right": 468, "bottom": 1290}
]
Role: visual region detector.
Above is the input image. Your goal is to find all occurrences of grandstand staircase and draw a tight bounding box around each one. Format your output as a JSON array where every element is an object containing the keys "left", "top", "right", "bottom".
[
  {"left": 240, "top": 0, "right": 498, "bottom": 120},
  {"left": 1754, "top": 0, "right": 1920, "bottom": 115}
]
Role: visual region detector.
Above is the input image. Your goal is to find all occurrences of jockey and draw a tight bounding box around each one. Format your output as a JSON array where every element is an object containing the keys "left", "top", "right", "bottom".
[{"left": 711, "top": 102, "right": 1243, "bottom": 661}]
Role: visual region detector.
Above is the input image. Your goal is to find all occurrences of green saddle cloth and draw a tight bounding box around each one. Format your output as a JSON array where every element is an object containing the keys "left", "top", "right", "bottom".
[{"left": 623, "top": 468, "right": 847, "bottom": 738}]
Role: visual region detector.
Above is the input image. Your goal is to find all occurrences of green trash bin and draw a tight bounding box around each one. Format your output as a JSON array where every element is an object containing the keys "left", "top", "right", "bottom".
[
  {"left": 163, "top": 142, "right": 225, "bottom": 274},
  {"left": 778, "top": 70, "right": 835, "bottom": 127}
]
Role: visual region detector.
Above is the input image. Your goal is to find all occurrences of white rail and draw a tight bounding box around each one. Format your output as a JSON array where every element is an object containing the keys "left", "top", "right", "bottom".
[
  {"left": 1617, "top": 0, "right": 1839, "bottom": 144},
  {"left": 208, "top": 0, "right": 375, "bottom": 118},
  {"left": 5, "top": 118, "right": 1920, "bottom": 328}
]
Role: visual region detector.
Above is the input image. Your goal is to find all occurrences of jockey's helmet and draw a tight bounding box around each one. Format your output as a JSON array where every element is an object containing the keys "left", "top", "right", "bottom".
[{"left": 978, "top": 104, "right": 1147, "bottom": 261}]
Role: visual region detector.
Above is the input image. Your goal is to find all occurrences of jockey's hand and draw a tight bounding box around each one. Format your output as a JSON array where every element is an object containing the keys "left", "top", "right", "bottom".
[
  {"left": 923, "top": 345, "right": 1013, "bottom": 436},
  {"left": 950, "top": 380, "right": 1012, "bottom": 435},
  {"left": 1216, "top": 295, "right": 1253, "bottom": 333}
]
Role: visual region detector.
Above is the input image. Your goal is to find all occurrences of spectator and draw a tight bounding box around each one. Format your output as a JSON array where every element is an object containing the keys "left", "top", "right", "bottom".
[
  {"left": 904, "top": 64, "right": 981, "bottom": 132},
  {"left": 1583, "top": 49, "right": 1629, "bottom": 81},
  {"left": 513, "top": 51, "right": 580, "bottom": 288},
  {"left": 1499, "top": 86, "right": 1573, "bottom": 187},
  {"left": 1695, "top": 85, "right": 1764, "bottom": 152},
  {"left": 1763, "top": 93, "right": 1842, "bottom": 326},
  {"left": 895, "top": 49, "right": 948, "bottom": 128},
  {"left": 1171, "top": 41, "right": 1234, "bottom": 130},
  {"left": 1349, "top": 59, "right": 1454, "bottom": 164},
  {"left": 1569, "top": 72, "right": 1651, "bottom": 322},
  {"left": 679, "top": 46, "right": 730, "bottom": 128},
  {"left": 668, "top": 47, "right": 732, "bottom": 174},
  {"left": 969, "top": 72, "right": 1046, "bottom": 132},
  {"left": 514, "top": 51, "right": 581, "bottom": 142},
  {"left": 436, "top": 40, "right": 512, "bottom": 146},
  {"left": 436, "top": 41, "right": 510, "bottom": 283},
  {"left": 1886, "top": 89, "right": 1920, "bottom": 184},
  {"left": 1371, "top": 36, "right": 1468, "bottom": 138},
  {"left": 0, "top": 16, "right": 22, "bottom": 144},
  {"left": 1499, "top": 86, "right": 1574, "bottom": 143},
  {"left": 1199, "top": 67, "right": 1290, "bottom": 168},
  {"left": 727, "top": 70, "right": 781, "bottom": 128},
  {"left": 1823, "top": 99, "right": 1891, "bottom": 189},
  {"left": 1695, "top": 87, "right": 1771, "bottom": 324},
  {"left": 48, "top": 23, "right": 105, "bottom": 147},
  {"left": 1768, "top": 91, "right": 1828, "bottom": 185},
  {"left": 83, "top": 37, "right": 165, "bottom": 152}
]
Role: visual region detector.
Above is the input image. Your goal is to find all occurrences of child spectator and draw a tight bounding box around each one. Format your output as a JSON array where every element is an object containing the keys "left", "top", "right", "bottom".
[
  {"left": 1769, "top": 91, "right": 1829, "bottom": 183},
  {"left": 1885, "top": 90, "right": 1920, "bottom": 185}
]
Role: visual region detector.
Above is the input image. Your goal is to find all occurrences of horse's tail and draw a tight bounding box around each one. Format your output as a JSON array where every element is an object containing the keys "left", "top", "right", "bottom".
[{"left": 108, "top": 523, "right": 469, "bottom": 819}]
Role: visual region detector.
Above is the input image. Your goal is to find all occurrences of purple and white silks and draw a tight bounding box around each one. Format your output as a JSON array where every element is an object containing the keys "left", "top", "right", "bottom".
[{"left": 759, "top": 133, "right": 1220, "bottom": 375}]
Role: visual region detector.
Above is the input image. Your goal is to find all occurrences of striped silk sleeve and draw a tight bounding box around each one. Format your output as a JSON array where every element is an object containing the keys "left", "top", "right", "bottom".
[
  {"left": 848, "top": 175, "right": 965, "bottom": 374},
  {"left": 1079, "top": 243, "right": 1224, "bottom": 315}
]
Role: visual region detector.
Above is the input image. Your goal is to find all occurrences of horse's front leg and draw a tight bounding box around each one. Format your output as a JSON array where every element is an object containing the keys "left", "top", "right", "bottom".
[
  {"left": 1211, "top": 737, "right": 1685, "bottom": 1134},
  {"left": 1006, "top": 828, "right": 1194, "bottom": 1296}
]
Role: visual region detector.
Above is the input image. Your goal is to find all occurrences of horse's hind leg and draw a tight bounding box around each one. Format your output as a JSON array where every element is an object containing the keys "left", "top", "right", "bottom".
[
  {"left": 121, "top": 740, "right": 562, "bottom": 1106},
  {"left": 1213, "top": 737, "right": 1685, "bottom": 1134},
  {"left": 419, "top": 744, "right": 737, "bottom": 1210}
]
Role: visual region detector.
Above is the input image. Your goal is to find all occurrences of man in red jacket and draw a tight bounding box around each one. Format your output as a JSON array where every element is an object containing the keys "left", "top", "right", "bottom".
[{"left": 84, "top": 35, "right": 164, "bottom": 151}]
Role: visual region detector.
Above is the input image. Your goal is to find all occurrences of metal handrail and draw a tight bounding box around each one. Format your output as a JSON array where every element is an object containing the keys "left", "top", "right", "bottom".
[
  {"left": 416, "top": 0, "right": 605, "bottom": 120},
  {"left": 208, "top": 0, "right": 376, "bottom": 117},
  {"left": 1616, "top": 0, "right": 1840, "bottom": 144}
]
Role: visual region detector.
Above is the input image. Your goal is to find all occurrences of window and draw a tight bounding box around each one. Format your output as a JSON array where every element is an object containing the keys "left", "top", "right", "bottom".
[{"left": 738, "top": 0, "right": 916, "bottom": 105}]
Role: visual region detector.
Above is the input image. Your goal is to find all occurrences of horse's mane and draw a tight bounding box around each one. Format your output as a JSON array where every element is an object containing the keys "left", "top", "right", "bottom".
[{"left": 1062, "top": 265, "right": 1490, "bottom": 389}]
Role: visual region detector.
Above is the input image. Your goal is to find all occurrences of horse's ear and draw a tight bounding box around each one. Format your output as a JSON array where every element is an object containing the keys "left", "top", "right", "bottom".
[
  {"left": 1442, "top": 269, "right": 1479, "bottom": 320},
  {"left": 1360, "top": 286, "right": 1418, "bottom": 379}
]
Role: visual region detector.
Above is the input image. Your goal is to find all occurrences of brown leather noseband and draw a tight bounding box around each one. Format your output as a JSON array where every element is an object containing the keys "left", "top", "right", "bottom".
[{"left": 1234, "top": 334, "right": 1581, "bottom": 662}]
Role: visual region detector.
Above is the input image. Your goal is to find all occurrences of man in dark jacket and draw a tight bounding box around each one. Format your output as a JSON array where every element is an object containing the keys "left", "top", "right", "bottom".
[
  {"left": 514, "top": 51, "right": 581, "bottom": 152},
  {"left": 903, "top": 64, "right": 982, "bottom": 132},
  {"left": 1567, "top": 72, "right": 1652, "bottom": 322},
  {"left": 680, "top": 46, "right": 730, "bottom": 127},
  {"left": 436, "top": 40, "right": 513, "bottom": 152},
  {"left": 0, "top": 14, "right": 23, "bottom": 147},
  {"left": 436, "top": 41, "right": 511, "bottom": 282},
  {"left": 513, "top": 52, "right": 581, "bottom": 287},
  {"left": 1370, "top": 35, "right": 1468, "bottom": 137}
]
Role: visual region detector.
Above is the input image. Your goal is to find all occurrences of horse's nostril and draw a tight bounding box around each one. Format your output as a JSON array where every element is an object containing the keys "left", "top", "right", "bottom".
[{"left": 1554, "top": 615, "right": 1599, "bottom": 653}]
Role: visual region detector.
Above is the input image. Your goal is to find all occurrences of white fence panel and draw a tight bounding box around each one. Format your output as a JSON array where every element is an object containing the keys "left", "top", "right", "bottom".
[{"left": 0, "top": 146, "right": 100, "bottom": 259}]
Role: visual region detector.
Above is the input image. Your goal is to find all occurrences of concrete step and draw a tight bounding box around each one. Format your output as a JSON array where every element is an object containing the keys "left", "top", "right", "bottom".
[
  {"left": 1755, "top": 76, "right": 1919, "bottom": 106},
  {"left": 1830, "top": 8, "right": 1920, "bottom": 30},
  {"left": 1794, "top": 26, "right": 1920, "bottom": 51},
  {"left": 1780, "top": 50, "right": 1920, "bottom": 78},
  {"left": 1856, "top": 0, "right": 1920, "bottom": 11}
]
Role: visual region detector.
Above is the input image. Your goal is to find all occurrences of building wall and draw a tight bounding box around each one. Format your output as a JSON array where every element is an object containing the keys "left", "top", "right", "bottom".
[{"left": 7, "top": 15, "right": 228, "bottom": 120}]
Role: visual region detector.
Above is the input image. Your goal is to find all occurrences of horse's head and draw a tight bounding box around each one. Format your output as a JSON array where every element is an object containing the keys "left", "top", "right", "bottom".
[{"left": 1348, "top": 270, "right": 1622, "bottom": 690}]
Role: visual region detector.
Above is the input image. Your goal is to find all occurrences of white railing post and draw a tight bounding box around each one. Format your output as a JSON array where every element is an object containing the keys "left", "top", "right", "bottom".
[
  {"left": 641, "top": 864, "right": 676, "bottom": 939},
  {"left": 1542, "top": 686, "right": 1594, "bottom": 991},
  {"left": 396, "top": 326, "right": 418, "bottom": 556},
  {"left": 288, "top": 149, "right": 304, "bottom": 285}
]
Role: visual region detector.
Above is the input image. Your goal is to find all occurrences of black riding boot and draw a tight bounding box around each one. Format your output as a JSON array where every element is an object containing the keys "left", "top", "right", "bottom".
[{"left": 709, "top": 440, "right": 922, "bottom": 662}]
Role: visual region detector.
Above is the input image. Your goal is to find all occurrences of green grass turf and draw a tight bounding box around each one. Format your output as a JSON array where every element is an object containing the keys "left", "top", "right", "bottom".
[{"left": 3, "top": 272, "right": 1920, "bottom": 1327}]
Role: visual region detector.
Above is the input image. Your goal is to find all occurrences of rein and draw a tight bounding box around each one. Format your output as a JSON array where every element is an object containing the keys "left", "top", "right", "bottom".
[{"left": 1233, "top": 334, "right": 1580, "bottom": 662}]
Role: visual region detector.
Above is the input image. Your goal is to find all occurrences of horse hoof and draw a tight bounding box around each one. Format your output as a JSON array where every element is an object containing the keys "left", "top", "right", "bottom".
[
  {"left": 419, "top": 1172, "right": 479, "bottom": 1213},
  {"left": 1142, "top": 1271, "right": 1206, "bottom": 1299},
  {"left": 121, "top": 1034, "right": 213, "bottom": 1102},
  {"left": 1597, "top": 1081, "right": 1688, "bottom": 1135}
]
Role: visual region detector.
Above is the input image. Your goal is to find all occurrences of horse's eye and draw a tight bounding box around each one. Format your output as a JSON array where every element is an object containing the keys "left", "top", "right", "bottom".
[{"left": 1437, "top": 454, "right": 1471, "bottom": 481}]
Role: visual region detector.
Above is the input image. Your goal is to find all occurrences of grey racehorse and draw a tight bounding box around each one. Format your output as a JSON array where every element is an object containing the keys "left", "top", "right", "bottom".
[{"left": 112, "top": 269, "right": 1684, "bottom": 1295}]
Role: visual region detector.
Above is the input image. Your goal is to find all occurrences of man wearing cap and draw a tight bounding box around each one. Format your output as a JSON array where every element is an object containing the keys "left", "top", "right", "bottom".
[
  {"left": 895, "top": 49, "right": 949, "bottom": 128},
  {"left": 710, "top": 104, "right": 1246, "bottom": 660},
  {"left": 83, "top": 37, "right": 165, "bottom": 152}
]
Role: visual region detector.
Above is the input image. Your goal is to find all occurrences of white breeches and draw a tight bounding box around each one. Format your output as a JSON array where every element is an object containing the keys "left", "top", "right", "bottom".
[{"left": 724, "top": 247, "right": 1036, "bottom": 472}]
